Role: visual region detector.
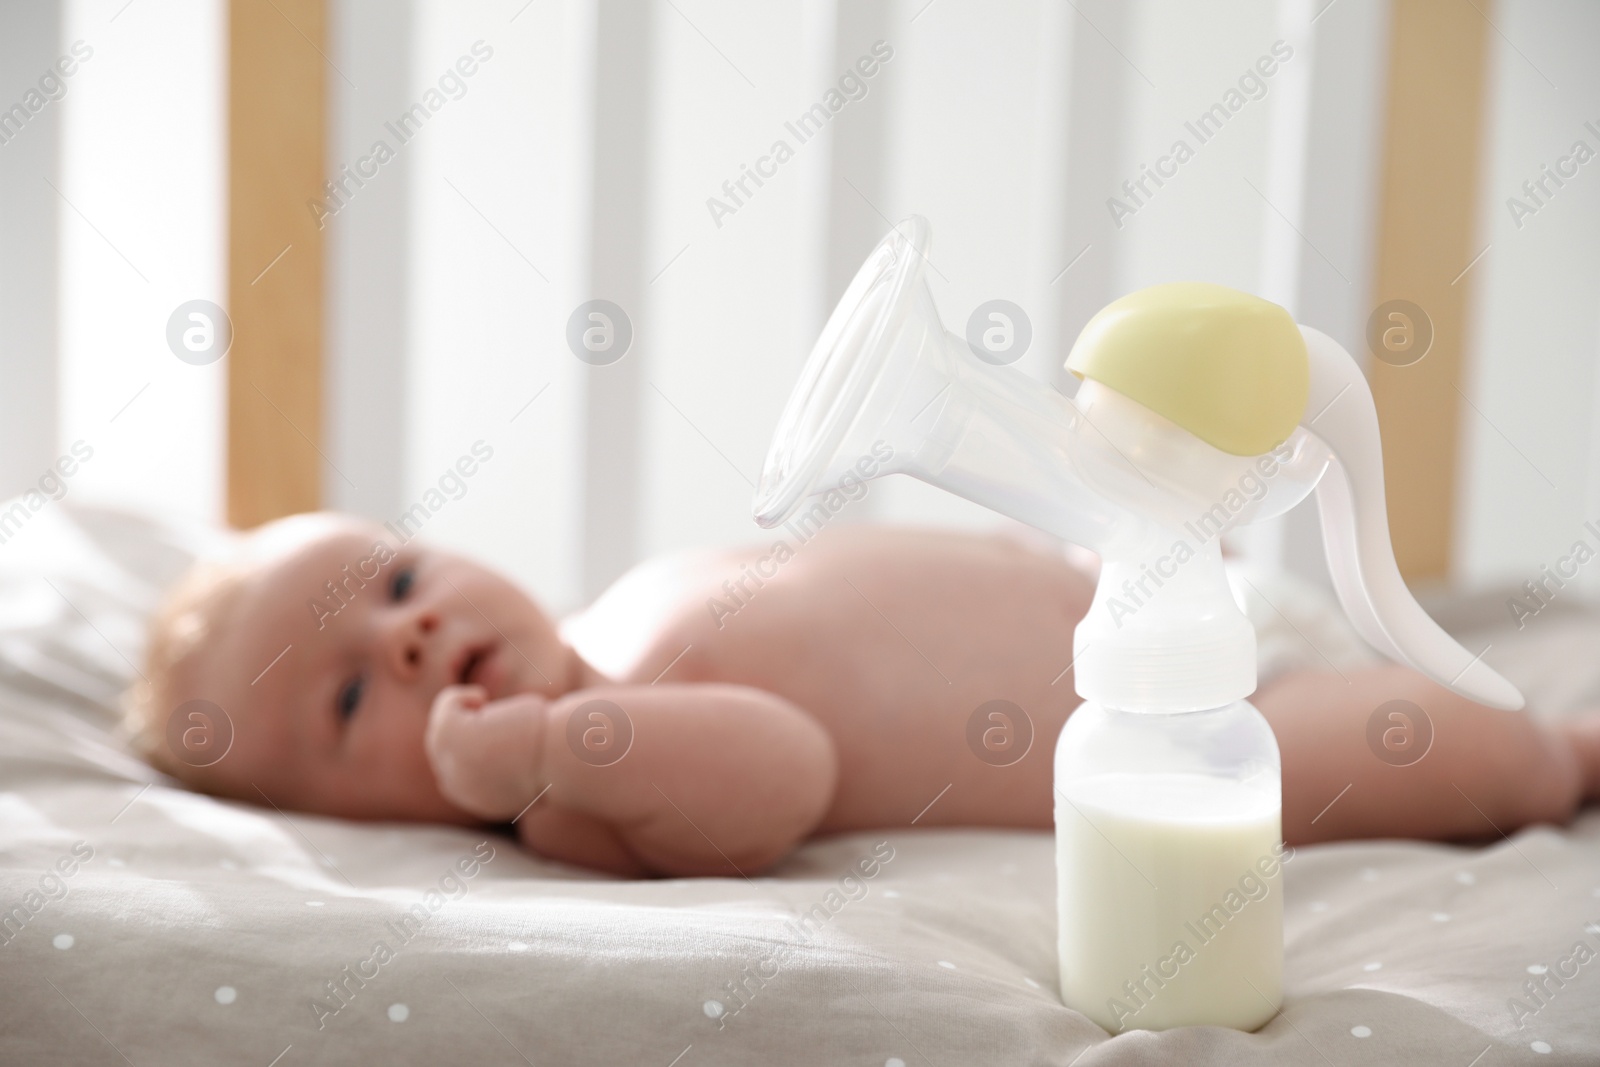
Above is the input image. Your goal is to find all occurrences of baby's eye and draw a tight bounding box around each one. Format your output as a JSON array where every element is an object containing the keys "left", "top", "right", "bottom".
[
  {"left": 389, "top": 567, "right": 415, "bottom": 601},
  {"left": 337, "top": 675, "right": 365, "bottom": 723}
]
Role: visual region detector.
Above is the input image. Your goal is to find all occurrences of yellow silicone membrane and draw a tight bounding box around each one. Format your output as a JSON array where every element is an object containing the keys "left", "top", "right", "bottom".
[{"left": 1066, "top": 283, "right": 1310, "bottom": 457}]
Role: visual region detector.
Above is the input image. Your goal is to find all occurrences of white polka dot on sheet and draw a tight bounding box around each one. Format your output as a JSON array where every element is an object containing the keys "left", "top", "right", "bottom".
[
  {"left": 1527, "top": 964, "right": 1548, "bottom": 974},
  {"left": 214, "top": 986, "right": 236, "bottom": 1005},
  {"left": 388, "top": 1003, "right": 409, "bottom": 1022},
  {"left": 1430, "top": 912, "right": 1450, "bottom": 922},
  {"left": 1454, "top": 871, "right": 1474, "bottom": 885},
  {"left": 52, "top": 933, "right": 73, "bottom": 950},
  {"left": 702, "top": 1000, "right": 724, "bottom": 1019},
  {"left": 508, "top": 941, "right": 528, "bottom": 951},
  {"left": 937, "top": 960, "right": 956, "bottom": 970},
  {"left": 1362, "top": 962, "right": 1382, "bottom": 972},
  {"left": 1350, "top": 1025, "right": 1371, "bottom": 1038},
  {"left": 1532, "top": 1040, "right": 1552, "bottom": 1054}
]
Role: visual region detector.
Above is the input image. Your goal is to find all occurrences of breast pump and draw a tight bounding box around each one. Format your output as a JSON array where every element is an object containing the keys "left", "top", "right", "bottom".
[{"left": 753, "top": 217, "right": 1522, "bottom": 1032}]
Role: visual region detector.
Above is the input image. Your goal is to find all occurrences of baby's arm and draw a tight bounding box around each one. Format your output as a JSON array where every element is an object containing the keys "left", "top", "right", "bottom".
[
  {"left": 1257, "top": 664, "right": 1595, "bottom": 845},
  {"left": 427, "top": 683, "right": 838, "bottom": 877}
]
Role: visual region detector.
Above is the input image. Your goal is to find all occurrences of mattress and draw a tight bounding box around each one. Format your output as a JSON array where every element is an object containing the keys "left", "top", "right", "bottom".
[{"left": 1, "top": 503, "right": 1597, "bottom": 1065}]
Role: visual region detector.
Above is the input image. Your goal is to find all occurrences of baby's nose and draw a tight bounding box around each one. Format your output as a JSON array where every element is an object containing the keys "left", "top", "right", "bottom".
[{"left": 393, "top": 611, "right": 440, "bottom": 677}]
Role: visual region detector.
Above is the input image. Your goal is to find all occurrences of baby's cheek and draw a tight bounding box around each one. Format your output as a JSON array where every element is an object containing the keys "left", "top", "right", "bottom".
[
  {"left": 376, "top": 729, "right": 462, "bottom": 817},
  {"left": 362, "top": 713, "right": 436, "bottom": 790}
]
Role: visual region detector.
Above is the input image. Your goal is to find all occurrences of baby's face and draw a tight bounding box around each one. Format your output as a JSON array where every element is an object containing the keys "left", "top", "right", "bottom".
[{"left": 177, "top": 516, "right": 570, "bottom": 822}]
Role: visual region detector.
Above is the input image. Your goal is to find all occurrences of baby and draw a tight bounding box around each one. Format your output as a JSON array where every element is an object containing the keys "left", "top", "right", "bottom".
[{"left": 126, "top": 513, "right": 1600, "bottom": 877}]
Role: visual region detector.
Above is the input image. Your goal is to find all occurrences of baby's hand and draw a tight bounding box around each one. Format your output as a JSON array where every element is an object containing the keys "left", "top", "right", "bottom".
[{"left": 426, "top": 685, "right": 548, "bottom": 821}]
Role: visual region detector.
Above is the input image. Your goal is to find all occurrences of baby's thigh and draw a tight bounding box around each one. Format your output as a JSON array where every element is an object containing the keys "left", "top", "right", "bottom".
[{"left": 1257, "top": 664, "right": 1580, "bottom": 845}]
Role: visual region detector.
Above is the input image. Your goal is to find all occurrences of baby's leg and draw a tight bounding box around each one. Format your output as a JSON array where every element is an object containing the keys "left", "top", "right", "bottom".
[{"left": 1255, "top": 664, "right": 1597, "bottom": 845}]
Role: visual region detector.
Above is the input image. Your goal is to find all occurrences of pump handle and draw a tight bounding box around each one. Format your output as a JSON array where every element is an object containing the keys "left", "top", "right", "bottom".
[{"left": 1299, "top": 325, "right": 1523, "bottom": 711}]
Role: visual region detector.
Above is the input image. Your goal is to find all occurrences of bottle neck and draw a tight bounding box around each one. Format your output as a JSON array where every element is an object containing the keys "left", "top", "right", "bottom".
[{"left": 1072, "top": 537, "right": 1256, "bottom": 712}]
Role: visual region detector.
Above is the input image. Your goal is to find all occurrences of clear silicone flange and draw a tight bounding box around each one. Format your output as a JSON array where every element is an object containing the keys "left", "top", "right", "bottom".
[{"left": 752, "top": 217, "right": 932, "bottom": 528}]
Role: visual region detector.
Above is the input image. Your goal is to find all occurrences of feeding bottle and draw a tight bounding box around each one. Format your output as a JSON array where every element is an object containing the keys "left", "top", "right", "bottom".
[{"left": 751, "top": 217, "right": 1523, "bottom": 1031}]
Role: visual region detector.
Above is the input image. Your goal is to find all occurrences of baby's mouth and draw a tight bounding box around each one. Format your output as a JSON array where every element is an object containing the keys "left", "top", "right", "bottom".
[{"left": 455, "top": 642, "right": 498, "bottom": 691}]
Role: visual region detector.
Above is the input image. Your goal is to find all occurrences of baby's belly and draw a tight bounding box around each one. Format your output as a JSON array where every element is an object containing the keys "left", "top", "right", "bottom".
[
  {"left": 773, "top": 663, "right": 1077, "bottom": 832},
  {"left": 683, "top": 526, "right": 1095, "bottom": 830},
  {"left": 566, "top": 526, "right": 1095, "bottom": 828}
]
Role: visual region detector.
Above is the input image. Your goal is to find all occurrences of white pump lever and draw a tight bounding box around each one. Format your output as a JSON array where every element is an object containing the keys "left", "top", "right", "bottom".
[{"left": 1299, "top": 325, "right": 1523, "bottom": 711}]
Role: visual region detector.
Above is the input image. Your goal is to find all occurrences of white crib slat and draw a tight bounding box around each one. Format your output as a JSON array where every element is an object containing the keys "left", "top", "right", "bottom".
[
  {"left": 1045, "top": 0, "right": 1135, "bottom": 393},
  {"left": 57, "top": 0, "right": 227, "bottom": 528},
  {"left": 325, "top": 0, "right": 416, "bottom": 522},
  {"left": 576, "top": 0, "right": 656, "bottom": 599},
  {"left": 0, "top": 3, "right": 63, "bottom": 503},
  {"left": 1267, "top": 0, "right": 1391, "bottom": 588},
  {"left": 1458, "top": 0, "right": 1600, "bottom": 595}
]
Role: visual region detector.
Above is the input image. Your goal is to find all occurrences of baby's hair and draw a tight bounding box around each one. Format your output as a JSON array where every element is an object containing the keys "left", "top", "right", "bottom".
[{"left": 121, "top": 551, "right": 252, "bottom": 782}]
